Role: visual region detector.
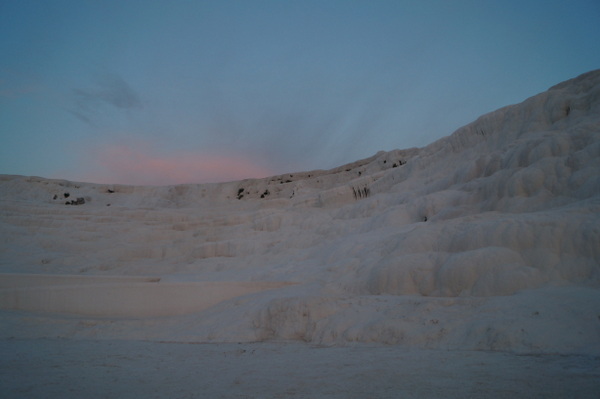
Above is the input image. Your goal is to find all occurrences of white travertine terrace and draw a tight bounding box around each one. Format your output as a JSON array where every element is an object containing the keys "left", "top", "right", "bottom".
[{"left": 1, "top": 70, "right": 599, "bottom": 355}]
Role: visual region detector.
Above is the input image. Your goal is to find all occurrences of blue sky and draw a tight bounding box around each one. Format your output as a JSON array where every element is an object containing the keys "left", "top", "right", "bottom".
[{"left": 1, "top": 1, "right": 599, "bottom": 185}]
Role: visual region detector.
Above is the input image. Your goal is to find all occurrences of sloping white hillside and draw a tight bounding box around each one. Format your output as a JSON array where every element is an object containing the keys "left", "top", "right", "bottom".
[{"left": 1, "top": 70, "right": 599, "bottom": 355}]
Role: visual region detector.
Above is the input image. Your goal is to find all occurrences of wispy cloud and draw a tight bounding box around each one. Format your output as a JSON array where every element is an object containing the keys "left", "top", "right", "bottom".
[
  {"left": 69, "top": 73, "right": 142, "bottom": 126},
  {"left": 70, "top": 140, "right": 274, "bottom": 185}
]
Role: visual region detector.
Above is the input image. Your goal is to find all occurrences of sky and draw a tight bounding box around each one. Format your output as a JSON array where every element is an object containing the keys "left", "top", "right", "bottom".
[{"left": 1, "top": 1, "right": 599, "bottom": 185}]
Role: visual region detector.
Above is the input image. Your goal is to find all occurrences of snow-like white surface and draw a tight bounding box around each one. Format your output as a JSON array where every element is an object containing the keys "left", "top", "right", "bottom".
[
  {"left": 1, "top": 70, "right": 600, "bottom": 351},
  {"left": 2, "top": 339, "right": 599, "bottom": 398},
  {"left": 1, "top": 70, "right": 600, "bottom": 396}
]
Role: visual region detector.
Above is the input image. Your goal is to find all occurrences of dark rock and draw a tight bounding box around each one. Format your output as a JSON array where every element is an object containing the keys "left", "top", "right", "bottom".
[{"left": 65, "top": 197, "right": 86, "bottom": 205}]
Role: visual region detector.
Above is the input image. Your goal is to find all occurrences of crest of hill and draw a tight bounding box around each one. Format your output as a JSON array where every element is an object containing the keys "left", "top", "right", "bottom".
[{"left": 3, "top": 69, "right": 599, "bottom": 210}]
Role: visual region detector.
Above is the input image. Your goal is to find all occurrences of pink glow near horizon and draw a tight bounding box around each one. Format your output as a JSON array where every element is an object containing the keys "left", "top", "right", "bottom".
[{"left": 76, "top": 142, "right": 275, "bottom": 185}]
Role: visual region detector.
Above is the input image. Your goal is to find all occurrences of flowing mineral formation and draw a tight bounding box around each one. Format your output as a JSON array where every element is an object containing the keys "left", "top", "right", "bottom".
[{"left": 1, "top": 70, "right": 599, "bottom": 354}]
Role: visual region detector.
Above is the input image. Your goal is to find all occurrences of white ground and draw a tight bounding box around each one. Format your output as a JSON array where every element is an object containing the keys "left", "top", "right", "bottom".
[
  {"left": 1, "top": 70, "right": 599, "bottom": 397},
  {"left": 2, "top": 339, "right": 599, "bottom": 398}
]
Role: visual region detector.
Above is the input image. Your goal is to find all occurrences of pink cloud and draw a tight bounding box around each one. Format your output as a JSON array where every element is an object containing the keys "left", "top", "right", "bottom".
[{"left": 73, "top": 141, "right": 275, "bottom": 185}]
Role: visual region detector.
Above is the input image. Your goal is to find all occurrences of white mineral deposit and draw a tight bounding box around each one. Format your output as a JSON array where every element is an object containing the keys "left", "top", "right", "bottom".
[{"left": 1, "top": 70, "right": 599, "bottom": 398}]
